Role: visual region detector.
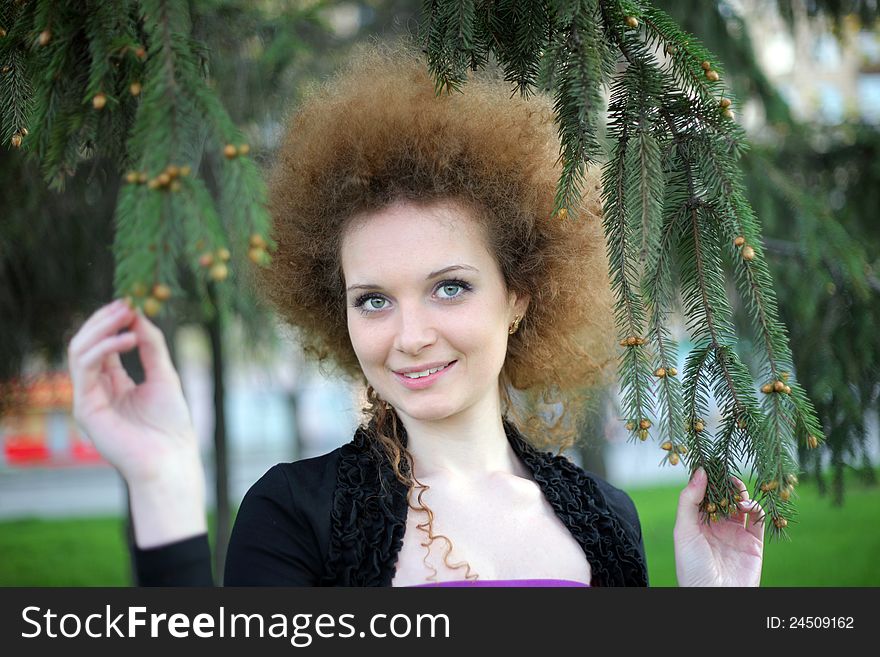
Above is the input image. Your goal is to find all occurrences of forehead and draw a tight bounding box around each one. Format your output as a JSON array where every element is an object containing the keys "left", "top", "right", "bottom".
[{"left": 340, "top": 201, "right": 492, "bottom": 279}]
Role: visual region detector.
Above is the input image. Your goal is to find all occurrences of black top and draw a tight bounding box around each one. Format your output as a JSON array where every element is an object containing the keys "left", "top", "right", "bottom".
[{"left": 134, "top": 417, "right": 649, "bottom": 587}]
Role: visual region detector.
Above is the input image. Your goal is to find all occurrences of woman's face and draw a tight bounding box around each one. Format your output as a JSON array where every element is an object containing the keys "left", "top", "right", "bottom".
[{"left": 341, "top": 199, "right": 529, "bottom": 424}]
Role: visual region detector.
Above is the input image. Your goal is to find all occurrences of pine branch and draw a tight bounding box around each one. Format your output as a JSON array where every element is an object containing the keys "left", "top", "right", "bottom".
[{"left": 422, "top": 0, "right": 828, "bottom": 534}]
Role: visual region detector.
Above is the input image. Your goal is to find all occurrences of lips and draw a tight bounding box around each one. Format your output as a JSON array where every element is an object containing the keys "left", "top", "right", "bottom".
[
  {"left": 393, "top": 360, "right": 457, "bottom": 389},
  {"left": 393, "top": 360, "right": 455, "bottom": 375}
]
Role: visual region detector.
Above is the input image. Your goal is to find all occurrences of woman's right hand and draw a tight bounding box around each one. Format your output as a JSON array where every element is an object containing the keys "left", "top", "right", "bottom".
[{"left": 68, "top": 299, "right": 207, "bottom": 547}]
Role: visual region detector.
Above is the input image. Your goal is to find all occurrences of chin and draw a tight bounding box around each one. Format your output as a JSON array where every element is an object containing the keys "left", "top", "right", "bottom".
[{"left": 392, "top": 397, "right": 459, "bottom": 423}]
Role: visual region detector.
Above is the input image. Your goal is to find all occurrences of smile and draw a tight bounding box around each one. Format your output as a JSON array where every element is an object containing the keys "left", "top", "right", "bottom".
[{"left": 393, "top": 361, "right": 457, "bottom": 389}]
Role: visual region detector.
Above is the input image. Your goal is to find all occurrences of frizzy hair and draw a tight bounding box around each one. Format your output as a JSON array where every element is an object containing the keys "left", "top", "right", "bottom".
[{"left": 251, "top": 37, "right": 617, "bottom": 582}]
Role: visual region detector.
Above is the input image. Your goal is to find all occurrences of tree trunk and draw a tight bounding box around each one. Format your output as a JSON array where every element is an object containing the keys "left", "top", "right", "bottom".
[{"left": 207, "top": 284, "right": 230, "bottom": 584}]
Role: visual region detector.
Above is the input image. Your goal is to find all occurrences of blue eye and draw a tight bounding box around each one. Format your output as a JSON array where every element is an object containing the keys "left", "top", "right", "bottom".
[
  {"left": 352, "top": 279, "right": 472, "bottom": 316},
  {"left": 437, "top": 282, "right": 467, "bottom": 299}
]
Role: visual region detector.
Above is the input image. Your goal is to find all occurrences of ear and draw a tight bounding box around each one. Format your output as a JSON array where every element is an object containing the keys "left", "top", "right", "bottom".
[{"left": 508, "top": 290, "right": 531, "bottom": 319}]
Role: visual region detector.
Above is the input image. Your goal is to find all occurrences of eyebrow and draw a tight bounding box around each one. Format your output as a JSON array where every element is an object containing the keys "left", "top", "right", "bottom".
[{"left": 346, "top": 264, "right": 479, "bottom": 293}]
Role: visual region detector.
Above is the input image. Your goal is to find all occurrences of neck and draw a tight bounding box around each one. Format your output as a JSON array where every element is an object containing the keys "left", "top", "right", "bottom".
[{"left": 390, "top": 387, "right": 528, "bottom": 481}]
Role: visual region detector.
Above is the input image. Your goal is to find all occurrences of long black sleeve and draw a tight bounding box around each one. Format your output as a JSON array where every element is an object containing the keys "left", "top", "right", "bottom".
[
  {"left": 134, "top": 533, "right": 214, "bottom": 586},
  {"left": 223, "top": 463, "right": 324, "bottom": 585},
  {"left": 133, "top": 458, "right": 333, "bottom": 587}
]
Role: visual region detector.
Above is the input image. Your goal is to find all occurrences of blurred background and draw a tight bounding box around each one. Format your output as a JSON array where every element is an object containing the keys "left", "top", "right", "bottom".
[{"left": 1, "top": 0, "right": 878, "bottom": 586}]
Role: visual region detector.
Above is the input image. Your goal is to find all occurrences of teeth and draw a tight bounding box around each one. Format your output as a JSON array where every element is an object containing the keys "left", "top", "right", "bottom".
[{"left": 403, "top": 364, "right": 447, "bottom": 379}]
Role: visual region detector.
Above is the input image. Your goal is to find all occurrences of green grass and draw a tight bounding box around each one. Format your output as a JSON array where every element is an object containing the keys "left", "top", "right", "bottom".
[{"left": 0, "top": 469, "right": 877, "bottom": 586}]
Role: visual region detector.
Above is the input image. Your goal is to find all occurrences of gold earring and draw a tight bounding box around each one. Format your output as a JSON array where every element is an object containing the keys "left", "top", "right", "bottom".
[{"left": 508, "top": 314, "right": 523, "bottom": 335}]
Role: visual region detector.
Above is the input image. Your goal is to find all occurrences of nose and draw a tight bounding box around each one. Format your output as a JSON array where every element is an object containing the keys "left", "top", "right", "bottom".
[{"left": 393, "top": 300, "right": 438, "bottom": 355}]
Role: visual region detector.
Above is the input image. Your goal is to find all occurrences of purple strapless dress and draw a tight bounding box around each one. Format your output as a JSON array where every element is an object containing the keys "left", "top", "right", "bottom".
[{"left": 410, "top": 578, "right": 590, "bottom": 587}]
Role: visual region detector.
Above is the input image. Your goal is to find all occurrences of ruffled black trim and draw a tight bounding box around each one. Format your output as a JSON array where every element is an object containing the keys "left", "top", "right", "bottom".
[
  {"left": 502, "top": 418, "right": 648, "bottom": 587},
  {"left": 322, "top": 417, "right": 409, "bottom": 586},
  {"left": 323, "top": 415, "right": 648, "bottom": 587}
]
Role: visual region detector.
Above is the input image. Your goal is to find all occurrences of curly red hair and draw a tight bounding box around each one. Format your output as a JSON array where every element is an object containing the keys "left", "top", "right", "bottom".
[{"left": 250, "top": 37, "right": 616, "bottom": 582}]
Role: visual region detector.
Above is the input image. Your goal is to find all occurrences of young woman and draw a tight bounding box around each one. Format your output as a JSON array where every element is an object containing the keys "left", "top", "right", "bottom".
[{"left": 67, "top": 41, "right": 765, "bottom": 587}]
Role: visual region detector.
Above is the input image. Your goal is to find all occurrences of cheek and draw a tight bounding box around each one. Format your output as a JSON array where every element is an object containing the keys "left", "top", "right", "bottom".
[
  {"left": 449, "top": 305, "right": 507, "bottom": 352},
  {"left": 347, "top": 315, "right": 390, "bottom": 364}
]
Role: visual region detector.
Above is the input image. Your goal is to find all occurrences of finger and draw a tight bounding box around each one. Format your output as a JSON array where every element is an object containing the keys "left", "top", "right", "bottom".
[
  {"left": 68, "top": 299, "right": 128, "bottom": 353},
  {"left": 75, "top": 332, "right": 139, "bottom": 396},
  {"left": 729, "top": 475, "right": 750, "bottom": 502},
  {"left": 677, "top": 467, "right": 707, "bottom": 527},
  {"left": 68, "top": 301, "right": 134, "bottom": 367},
  {"left": 735, "top": 498, "right": 766, "bottom": 541},
  {"left": 128, "top": 309, "right": 178, "bottom": 382},
  {"left": 101, "top": 348, "right": 136, "bottom": 397}
]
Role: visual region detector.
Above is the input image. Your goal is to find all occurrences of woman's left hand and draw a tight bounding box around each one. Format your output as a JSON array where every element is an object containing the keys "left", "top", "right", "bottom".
[{"left": 673, "top": 467, "right": 765, "bottom": 587}]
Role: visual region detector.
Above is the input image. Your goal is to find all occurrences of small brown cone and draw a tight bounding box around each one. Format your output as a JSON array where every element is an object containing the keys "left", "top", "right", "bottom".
[
  {"left": 742, "top": 245, "right": 755, "bottom": 260},
  {"left": 39, "top": 30, "right": 51, "bottom": 46},
  {"left": 143, "top": 297, "right": 161, "bottom": 317},
  {"left": 668, "top": 452, "right": 679, "bottom": 465},
  {"left": 223, "top": 144, "right": 238, "bottom": 159},
  {"left": 625, "top": 16, "right": 639, "bottom": 28},
  {"left": 734, "top": 236, "right": 745, "bottom": 247},
  {"left": 152, "top": 284, "right": 172, "bottom": 301},
  {"left": 130, "top": 81, "right": 142, "bottom": 96},
  {"left": 807, "top": 435, "right": 819, "bottom": 449},
  {"left": 209, "top": 263, "right": 228, "bottom": 281},
  {"left": 92, "top": 93, "right": 107, "bottom": 110}
]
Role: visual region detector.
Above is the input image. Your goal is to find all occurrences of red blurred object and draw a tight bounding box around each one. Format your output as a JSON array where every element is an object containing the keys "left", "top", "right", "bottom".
[
  {"left": 2, "top": 371, "right": 106, "bottom": 468},
  {"left": 4, "top": 437, "right": 50, "bottom": 464}
]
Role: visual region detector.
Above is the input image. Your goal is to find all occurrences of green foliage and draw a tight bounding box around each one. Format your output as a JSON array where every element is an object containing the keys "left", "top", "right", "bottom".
[
  {"left": 655, "top": 0, "right": 878, "bottom": 505},
  {"left": 424, "top": 0, "right": 832, "bottom": 537}
]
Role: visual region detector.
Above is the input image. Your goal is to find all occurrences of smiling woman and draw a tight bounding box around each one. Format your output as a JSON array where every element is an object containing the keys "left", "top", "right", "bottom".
[{"left": 67, "top": 37, "right": 765, "bottom": 588}]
